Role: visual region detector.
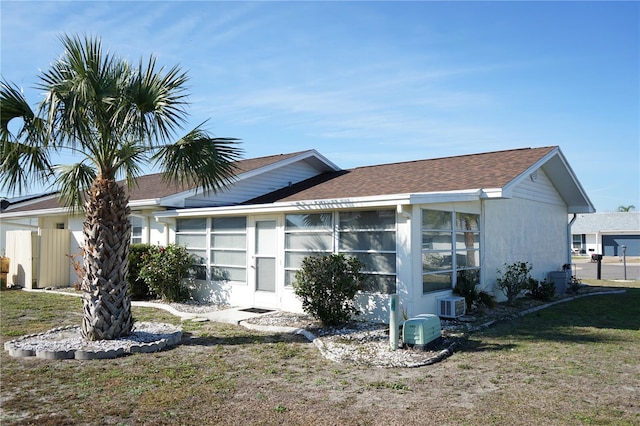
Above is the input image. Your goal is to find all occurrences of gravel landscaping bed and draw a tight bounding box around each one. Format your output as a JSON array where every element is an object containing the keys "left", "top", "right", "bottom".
[{"left": 9, "top": 285, "right": 622, "bottom": 367}]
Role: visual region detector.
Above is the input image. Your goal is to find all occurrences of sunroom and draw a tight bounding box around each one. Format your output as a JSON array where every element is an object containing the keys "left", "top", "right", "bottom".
[{"left": 155, "top": 198, "right": 483, "bottom": 323}]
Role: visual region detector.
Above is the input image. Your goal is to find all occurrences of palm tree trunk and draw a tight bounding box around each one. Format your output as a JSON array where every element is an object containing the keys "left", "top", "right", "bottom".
[{"left": 80, "top": 177, "right": 133, "bottom": 340}]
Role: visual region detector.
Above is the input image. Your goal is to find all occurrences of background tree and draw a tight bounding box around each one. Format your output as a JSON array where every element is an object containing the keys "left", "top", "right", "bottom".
[
  {"left": 0, "top": 34, "right": 242, "bottom": 341},
  {"left": 617, "top": 205, "right": 635, "bottom": 212}
]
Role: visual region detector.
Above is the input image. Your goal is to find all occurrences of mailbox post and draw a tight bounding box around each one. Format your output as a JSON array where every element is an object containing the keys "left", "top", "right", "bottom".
[
  {"left": 621, "top": 245, "right": 627, "bottom": 280},
  {"left": 595, "top": 254, "right": 603, "bottom": 280}
]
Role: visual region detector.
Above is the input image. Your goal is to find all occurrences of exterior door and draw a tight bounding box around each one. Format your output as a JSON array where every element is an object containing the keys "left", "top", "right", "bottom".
[{"left": 253, "top": 218, "right": 278, "bottom": 308}]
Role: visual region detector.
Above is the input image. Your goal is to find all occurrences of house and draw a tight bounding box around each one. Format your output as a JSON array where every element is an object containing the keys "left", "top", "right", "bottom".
[
  {"left": 571, "top": 212, "right": 640, "bottom": 257},
  {"left": 0, "top": 146, "right": 594, "bottom": 322}
]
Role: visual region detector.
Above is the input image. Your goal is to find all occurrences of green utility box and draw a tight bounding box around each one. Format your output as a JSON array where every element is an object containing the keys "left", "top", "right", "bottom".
[{"left": 402, "top": 314, "right": 441, "bottom": 350}]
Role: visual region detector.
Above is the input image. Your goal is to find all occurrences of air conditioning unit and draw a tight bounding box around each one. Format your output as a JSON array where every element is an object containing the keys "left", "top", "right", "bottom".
[{"left": 437, "top": 296, "right": 466, "bottom": 319}]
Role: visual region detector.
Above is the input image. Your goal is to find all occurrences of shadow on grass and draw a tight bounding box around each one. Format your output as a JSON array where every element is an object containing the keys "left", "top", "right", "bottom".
[
  {"left": 461, "top": 288, "right": 640, "bottom": 352},
  {"left": 180, "top": 331, "right": 309, "bottom": 347},
  {"left": 459, "top": 339, "right": 518, "bottom": 353}
]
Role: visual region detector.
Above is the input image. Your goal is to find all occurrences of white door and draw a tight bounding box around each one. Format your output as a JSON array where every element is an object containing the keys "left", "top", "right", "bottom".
[{"left": 253, "top": 218, "right": 279, "bottom": 308}]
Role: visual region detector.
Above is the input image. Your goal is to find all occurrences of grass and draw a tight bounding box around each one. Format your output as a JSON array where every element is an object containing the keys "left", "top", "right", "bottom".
[{"left": 1, "top": 282, "right": 639, "bottom": 425}]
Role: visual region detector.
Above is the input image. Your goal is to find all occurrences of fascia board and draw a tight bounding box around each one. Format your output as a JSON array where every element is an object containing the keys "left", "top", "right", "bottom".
[
  {"left": 545, "top": 149, "right": 595, "bottom": 213},
  {"left": 154, "top": 194, "right": 413, "bottom": 219},
  {"left": 129, "top": 199, "right": 166, "bottom": 208},
  {"left": 5, "top": 193, "right": 59, "bottom": 206},
  {"left": 500, "top": 148, "right": 561, "bottom": 196},
  {"left": 294, "top": 149, "right": 342, "bottom": 172},
  {"left": 154, "top": 190, "right": 488, "bottom": 220},
  {"left": 0, "top": 207, "right": 70, "bottom": 219},
  {"left": 409, "top": 189, "right": 484, "bottom": 204},
  {"left": 501, "top": 147, "right": 595, "bottom": 213},
  {"left": 479, "top": 188, "right": 505, "bottom": 199}
]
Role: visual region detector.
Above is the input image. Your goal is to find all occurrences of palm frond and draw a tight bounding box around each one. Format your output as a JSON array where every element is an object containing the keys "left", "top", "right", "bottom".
[
  {"left": 38, "top": 34, "right": 120, "bottom": 150},
  {"left": 111, "top": 140, "right": 147, "bottom": 187},
  {"left": 53, "top": 162, "right": 96, "bottom": 211},
  {"left": 152, "top": 127, "right": 242, "bottom": 194},
  {"left": 125, "top": 56, "right": 189, "bottom": 144},
  {"left": 0, "top": 81, "right": 53, "bottom": 194}
]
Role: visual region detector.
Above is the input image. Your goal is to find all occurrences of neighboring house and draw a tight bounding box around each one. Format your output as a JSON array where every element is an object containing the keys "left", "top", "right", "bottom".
[
  {"left": 571, "top": 212, "right": 640, "bottom": 257},
  {"left": 0, "top": 146, "right": 594, "bottom": 321}
]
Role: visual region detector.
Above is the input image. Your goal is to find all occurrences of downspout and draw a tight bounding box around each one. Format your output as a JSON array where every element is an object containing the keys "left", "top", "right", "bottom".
[{"left": 568, "top": 213, "right": 577, "bottom": 266}]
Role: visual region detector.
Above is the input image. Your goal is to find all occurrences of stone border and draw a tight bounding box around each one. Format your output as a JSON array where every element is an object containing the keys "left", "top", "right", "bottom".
[
  {"left": 239, "top": 321, "right": 459, "bottom": 368},
  {"left": 4, "top": 324, "right": 182, "bottom": 360},
  {"left": 240, "top": 289, "right": 627, "bottom": 367}
]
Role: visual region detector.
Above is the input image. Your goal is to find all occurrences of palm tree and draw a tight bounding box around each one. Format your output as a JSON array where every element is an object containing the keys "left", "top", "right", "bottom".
[
  {"left": 1, "top": 34, "right": 242, "bottom": 341},
  {"left": 617, "top": 205, "right": 635, "bottom": 212}
]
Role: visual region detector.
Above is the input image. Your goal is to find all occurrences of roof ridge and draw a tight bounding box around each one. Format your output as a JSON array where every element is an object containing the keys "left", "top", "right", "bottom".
[{"left": 348, "top": 146, "right": 557, "bottom": 170}]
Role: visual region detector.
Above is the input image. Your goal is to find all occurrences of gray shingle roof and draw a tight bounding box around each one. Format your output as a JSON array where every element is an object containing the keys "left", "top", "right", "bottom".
[{"left": 571, "top": 212, "right": 640, "bottom": 233}]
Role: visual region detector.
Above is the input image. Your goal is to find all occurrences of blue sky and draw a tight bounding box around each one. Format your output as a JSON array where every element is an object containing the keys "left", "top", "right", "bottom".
[{"left": 1, "top": 1, "right": 638, "bottom": 212}]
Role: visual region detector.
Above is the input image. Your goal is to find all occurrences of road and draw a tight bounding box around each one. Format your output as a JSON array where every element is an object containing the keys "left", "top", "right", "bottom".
[{"left": 571, "top": 258, "right": 640, "bottom": 281}]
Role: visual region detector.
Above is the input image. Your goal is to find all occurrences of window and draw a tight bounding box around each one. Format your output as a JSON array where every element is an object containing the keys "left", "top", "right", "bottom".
[
  {"left": 422, "top": 210, "right": 480, "bottom": 293},
  {"left": 176, "top": 218, "right": 207, "bottom": 280},
  {"left": 338, "top": 210, "right": 396, "bottom": 294},
  {"left": 284, "top": 213, "right": 333, "bottom": 286},
  {"left": 129, "top": 216, "right": 143, "bottom": 244},
  {"left": 572, "top": 234, "right": 585, "bottom": 252},
  {"left": 285, "top": 210, "right": 397, "bottom": 294},
  {"left": 210, "top": 217, "right": 247, "bottom": 283},
  {"left": 176, "top": 217, "right": 247, "bottom": 283}
]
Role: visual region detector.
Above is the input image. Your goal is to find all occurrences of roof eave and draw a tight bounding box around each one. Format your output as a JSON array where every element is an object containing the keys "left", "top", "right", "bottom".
[
  {"left": 154, "top": 190, "right": 490, "bottom": 220},
  {"left": 502, "top": 147, "right": 595, "bottom": 213},
  {"left": 0, "top": 207, "right": 70, "bottom": 219}
]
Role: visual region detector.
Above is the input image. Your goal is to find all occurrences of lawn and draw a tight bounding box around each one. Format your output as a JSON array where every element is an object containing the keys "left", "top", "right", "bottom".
[{"left": 1, "top": 282, "right": 639, "bottom": 425}]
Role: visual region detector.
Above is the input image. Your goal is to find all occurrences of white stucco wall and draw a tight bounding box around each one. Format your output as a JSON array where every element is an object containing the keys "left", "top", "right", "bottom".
[{"left": 483, "top": 197, "right": 569, "bottom": 301}]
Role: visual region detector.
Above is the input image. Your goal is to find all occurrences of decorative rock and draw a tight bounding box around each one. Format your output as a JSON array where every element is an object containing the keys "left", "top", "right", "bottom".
[{"left": 4, "top": 322, "right": 182, "bottom": 360}]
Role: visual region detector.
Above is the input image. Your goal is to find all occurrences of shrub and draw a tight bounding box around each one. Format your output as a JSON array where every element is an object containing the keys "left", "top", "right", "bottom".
[
  {"left": 138, "top": 244, "right": 193, "bottom": 302},
  {"left": 526, "top": 278, "right": 556, "bottom": 301},
  {"left": 567, "top": 275, "right": 582, "bottom": 294},
  {"left": 453, "top": 270, "right": 496, "bottom": 313},
  {"left": 66, "top": 250, "right": 84, "bottom": 291},
  {"left": 496, "top": 261, "right": 532, "bottom": 305},
  {"left": 293, "top": 254, "right": 364, "bottom": 326},
  {"left": 128, "top": 244, "right": 153, "bottom": 300}
]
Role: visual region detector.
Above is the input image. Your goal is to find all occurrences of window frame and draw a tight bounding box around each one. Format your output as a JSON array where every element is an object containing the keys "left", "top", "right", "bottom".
[
  {"left": 284, "top": 213, "right": 334, "bottom": 287},
  {"left": 210, "top": 217, "right": 248, "bottom": 284},
  {"left": 337, "top": 209, "right": 397, "bottom": 294},
  {"left": 421, "top": 209, "right": 481, "bottom": 294},
  {"left": 284, "top": 210, "right": 398, "bottom": 294},
  {"left": 129, "top": 216, "right": 144, "bottom": 245}
]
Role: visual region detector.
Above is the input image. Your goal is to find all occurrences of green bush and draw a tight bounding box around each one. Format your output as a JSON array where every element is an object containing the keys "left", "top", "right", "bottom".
[
  {"left": 293, "top": 254, "right": 364, "bottom": 326},
  {"left": 526, "top": 278, "right": 556, "bottom": 301},
  {"left": 453, "top": 269, "right": 496, "bottom": 313},
  {"left": 138, "top": 244, "right": 193, "bottom": 302},
  {"left": 496, "top": 261, "right": 532, "bottom": 305},
  {"left": 128, "top": 244, "right": 153, "bottom": 300}
]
